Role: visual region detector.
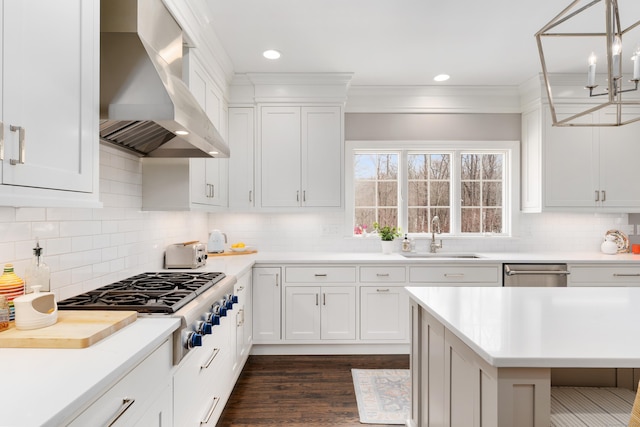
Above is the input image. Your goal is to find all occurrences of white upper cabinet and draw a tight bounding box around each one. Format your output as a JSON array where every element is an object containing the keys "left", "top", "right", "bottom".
[
  {"left": 522, "top": 102, "right": 640, "bottom": 212},
  {"left": 228, "top": 107, "right": 255, "bottom": 209},
  {"left": 259, "top": 105, "right": 343, "bottom": 208},
  {"left": 260, "top": 106, "right": 301, "bottom": 207},
  {"left": 0, "top": 0, "right": 99, "bottom": 207},
  {"left": 543, "top": 105, "right": 599, "bottom": 208}
]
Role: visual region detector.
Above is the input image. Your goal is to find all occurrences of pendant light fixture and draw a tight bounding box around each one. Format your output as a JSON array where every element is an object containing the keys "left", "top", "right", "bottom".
[{"left": 536, "top": 0, "right": 640, "bottom": 126}]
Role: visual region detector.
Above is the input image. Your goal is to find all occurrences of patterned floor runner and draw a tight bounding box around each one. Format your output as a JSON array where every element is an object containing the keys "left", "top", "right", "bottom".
[{"left": 351, "top": 369, "right": 411, "bottom": 425}]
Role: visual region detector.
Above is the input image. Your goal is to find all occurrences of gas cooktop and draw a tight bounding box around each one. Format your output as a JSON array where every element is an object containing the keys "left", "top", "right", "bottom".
[{"left": 57, "top": 272, "right": 226, "bottom": 314}]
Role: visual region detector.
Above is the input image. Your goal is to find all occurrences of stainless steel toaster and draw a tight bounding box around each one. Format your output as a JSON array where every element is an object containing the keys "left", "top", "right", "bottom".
[{"left": 165, "top": 242, "right": 208, "bottom": 269}]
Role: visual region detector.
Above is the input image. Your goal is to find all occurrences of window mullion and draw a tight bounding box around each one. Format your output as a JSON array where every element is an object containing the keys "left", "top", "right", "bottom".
[
  {"left": 451, "top": 150, "right": 461, "bottom": 235},
  {"left": 400, "top": 150, "right": 408, "bottom": 235}
]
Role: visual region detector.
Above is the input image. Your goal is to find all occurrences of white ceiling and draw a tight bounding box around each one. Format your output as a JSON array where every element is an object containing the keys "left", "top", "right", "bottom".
[
  {"left": 196, "top": 0, "right": 569, "bottom": 85},
  {"left": 202, "top": 0, "right": 640, "bottom": 88}
]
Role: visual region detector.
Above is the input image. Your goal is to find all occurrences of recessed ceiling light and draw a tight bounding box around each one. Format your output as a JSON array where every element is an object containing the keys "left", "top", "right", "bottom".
[
  {"left": 433, "top": 74, "right": 450, "bottom": 82},
  {"left": 263, "top": 49, "right": 281, "bottom": 60},
  {"left": 175, "top": 130, "right": 189, "bottom": 135}
]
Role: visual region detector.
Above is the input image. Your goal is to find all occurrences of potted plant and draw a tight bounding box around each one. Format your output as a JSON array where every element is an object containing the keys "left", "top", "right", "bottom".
[{"left": 373, "top": 222, "right": 401, "bottom": 254}]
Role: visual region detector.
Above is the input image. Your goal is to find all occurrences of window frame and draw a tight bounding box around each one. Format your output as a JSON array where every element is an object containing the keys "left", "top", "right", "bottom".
[{"left": 345, "top": 140, "right": 521, "bottom": 238}]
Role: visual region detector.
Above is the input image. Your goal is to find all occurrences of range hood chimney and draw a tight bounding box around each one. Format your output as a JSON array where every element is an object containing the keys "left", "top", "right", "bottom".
[{"left": 99, "top": 0, "right": 229, "bottom": 158}]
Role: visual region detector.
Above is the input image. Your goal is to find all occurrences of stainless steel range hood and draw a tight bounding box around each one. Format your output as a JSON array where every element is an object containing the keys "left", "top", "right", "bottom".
[{"left": 100, "top": 0, "right": 229, "bottom": 158}]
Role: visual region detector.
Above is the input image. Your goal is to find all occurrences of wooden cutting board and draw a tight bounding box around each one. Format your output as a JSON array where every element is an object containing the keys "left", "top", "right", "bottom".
[
  {"left": 208, "top": 249, "right": 258, "bottom": 257},
  {"left": 0, "top": 310, "right": 137, "bottom": 349}
]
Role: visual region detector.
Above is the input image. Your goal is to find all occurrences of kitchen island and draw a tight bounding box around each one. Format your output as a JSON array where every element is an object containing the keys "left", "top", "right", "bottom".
[{"left": 406, "top": 286, "right": 640, "bottom": 427}]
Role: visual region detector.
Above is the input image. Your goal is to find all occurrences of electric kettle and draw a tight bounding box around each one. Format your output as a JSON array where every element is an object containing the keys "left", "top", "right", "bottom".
[{"left": 208, "top": 230, "right": 227, "bottom": 253}]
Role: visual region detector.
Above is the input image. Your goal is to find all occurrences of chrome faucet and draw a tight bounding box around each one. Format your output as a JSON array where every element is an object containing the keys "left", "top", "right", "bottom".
[{"left": 430, "top": 215, "right": 443, "bottom": 253}]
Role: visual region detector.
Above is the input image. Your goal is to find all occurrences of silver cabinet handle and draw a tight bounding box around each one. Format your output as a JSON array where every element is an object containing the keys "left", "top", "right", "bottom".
[
  {"left": 613, "top": 273, "right": 640, "bottom": 277},
  {"left": 0, "top": 122, "right": 4, "bottom": 160},
  {"left": 444, "top": 273, "right": 465, "bottom": 278},
  {"left": 249, "top": 190, "right": 252, "bottom": 203},
  {"left": 201, "top": 348, "right": 220, "bottom": 369},
  {"left": 303, "top": 190, "right": 306, "bottom": 202},
  {"left": 296, "top": 190, "right": 300, "bottom": 202},
  {"left": 376, "top": 273, "right": 390, "bottom": 277},
  {"left": 601, "top": 190, "right": 606, "bottom": 202},
  {"left": 314, "top": 273, "right": 327, "bottom": 277},
  {"left": 9, "top": 125, "right": 25, "bottom": 165},
  {"left": 323, "top": 293, "right": 326, "bottom": 305},
  {"left": 376, "top": 288, "right": 390, "bottom": 292},
  {"left": 595, "top": 190, "right": 600, "bottom": 202},
  {"left": 315, "top": 293, "right": 319, "bottom": 306},
  {"left": 505, "top": 268, "right": 570, "bottom": 276},
  {"left": 275, "top": 273, "right": 279, "bottom": 287},
  {"left": 105, "top": 397, "right": 135, "bottom": 427},
  {"left": 201, "top": 396, "right": 220, "bottom": 425}
]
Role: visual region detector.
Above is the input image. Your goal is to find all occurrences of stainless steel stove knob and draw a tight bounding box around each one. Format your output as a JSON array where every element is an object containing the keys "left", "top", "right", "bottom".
[
  {"left": 203, "top": 312, "right": 219, "bottom": 326},
  {"left": 196, "top": 320, "right": 212, "bottom": 335},
  {"left": 214, "top": 301, "right": 228, "bottom": 316},
  {"left": 185, "top": 331, "right": 203, "bottom": 349}
]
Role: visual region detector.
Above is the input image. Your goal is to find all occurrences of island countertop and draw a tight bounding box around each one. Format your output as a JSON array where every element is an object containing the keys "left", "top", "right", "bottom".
[{"left": 406, "top": 286, "right": 640, "bottom": 368}]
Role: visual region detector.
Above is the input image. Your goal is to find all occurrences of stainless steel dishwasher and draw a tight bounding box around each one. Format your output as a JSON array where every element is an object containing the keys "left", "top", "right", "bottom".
[{"left": 503, "top": 263, "right": 570, "bottom": 287}]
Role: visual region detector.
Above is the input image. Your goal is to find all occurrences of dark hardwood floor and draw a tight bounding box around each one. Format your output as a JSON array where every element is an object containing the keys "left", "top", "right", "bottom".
[{"left": 217, "top": 354, "right": 410, "bottom": 427}]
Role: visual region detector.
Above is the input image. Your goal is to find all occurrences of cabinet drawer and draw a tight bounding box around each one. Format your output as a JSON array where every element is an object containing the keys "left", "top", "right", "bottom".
[
  {"left": 285, "top": 266, "right": 356, "bottom": 283},
  {"left": 409, "top": 265, "right": 499, "bottom": 284},
  {"left": 569, "top": 266, "right": 640, "bottom": 286},
  {"left": 360, "top": 266, "right": 406, "bottom": 283},
  {"left": 68, "top": 339, "right": 172, "bottom": 427}
]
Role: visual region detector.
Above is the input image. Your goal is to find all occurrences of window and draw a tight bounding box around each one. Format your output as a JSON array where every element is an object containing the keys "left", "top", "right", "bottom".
[{"left": 347, "top": 141, "right": 518, "bottom": 237}]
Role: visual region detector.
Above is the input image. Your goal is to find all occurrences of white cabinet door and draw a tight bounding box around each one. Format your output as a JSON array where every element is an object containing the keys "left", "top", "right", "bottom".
[
  {"left": 228, "top": 107, "right": 255, "bottom": 209},
  {"left": 599, "top": 109, "right": 640, "bottom": 209},
  {"left": 260, "top": 105, "right": 343, "bottom": 208},
  {"left": 301, "top": 106, "right": 342, "bottom": 207},
  {"left": 1, "top": 0, "right": 97, "bottom": 195},
  {"left": 183, "top": 53, "right": 227, "bottom": 208},
  {"left": 284, "top": 285, "right": 356, "bottom": 341},
  {"left": 360, "top": 286, "right": 408, "bottom": 341},
  {"left": 543, "top": 106, "right": 598, "bottom": 208},
  {"left": 285, "top": 286, "right": 321, "bottom": 340},
  {"left": 321, "top": 286, "right": 356, "bottom": 340},
  {"left": 260, "top": 106, "right": 301, "bottom": 207},
  {"left": 68, "top": 340, "right": 172, "bottom": 427},
  {"left": 252, "top": 267, "right": 281, "bottom": 342}
]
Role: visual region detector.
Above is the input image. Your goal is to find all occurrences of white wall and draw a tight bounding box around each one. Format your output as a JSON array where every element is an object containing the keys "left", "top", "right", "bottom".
[
  {"left": 207, "top": 211, "right": 631, "bottom": 254},
  {"left": 0, "top": 145, "right": 209, "bottom": 301},
  {"left": 0, "top": 144, "right": 631, "bottom": 302}
]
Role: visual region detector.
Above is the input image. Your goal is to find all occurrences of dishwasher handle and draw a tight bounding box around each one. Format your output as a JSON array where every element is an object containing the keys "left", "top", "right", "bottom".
[{"left": 504, "top": 265, "right": 571, "bottom": 276}]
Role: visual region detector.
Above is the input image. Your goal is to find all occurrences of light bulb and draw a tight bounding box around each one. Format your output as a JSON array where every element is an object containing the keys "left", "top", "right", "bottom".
[
  {"left": 613, "top": 36, "right": 622, "bottom": 55},
  {"left": 588, "top": 52, "right": 597, "bottom": 66}
]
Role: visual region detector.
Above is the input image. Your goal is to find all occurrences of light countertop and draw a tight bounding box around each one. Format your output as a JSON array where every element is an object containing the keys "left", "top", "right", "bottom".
[
  {"left": 407, "top": 286, "right": 640, "bottom": 368},
  {"left": 248, "top": 251, "right": 640, "bottom": 264},
  {"left": 0, "top": 317, "right": 180, "bottom": 427}
]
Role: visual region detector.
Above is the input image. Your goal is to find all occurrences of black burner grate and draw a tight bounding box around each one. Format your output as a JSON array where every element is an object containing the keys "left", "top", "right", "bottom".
[{"left": 57, "top": 272, "right": 226, "bottom": 314}]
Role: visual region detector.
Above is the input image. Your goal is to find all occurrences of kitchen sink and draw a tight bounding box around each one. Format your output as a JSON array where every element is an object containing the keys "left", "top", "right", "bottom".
[{"left": 401, "top": 253, "right": 482, "bottom": 259}]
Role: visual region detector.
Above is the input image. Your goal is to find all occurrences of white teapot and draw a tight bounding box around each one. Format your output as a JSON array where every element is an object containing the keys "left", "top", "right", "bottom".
[{"left": 600, "top": 235, "right": 618, "bottom": 255}]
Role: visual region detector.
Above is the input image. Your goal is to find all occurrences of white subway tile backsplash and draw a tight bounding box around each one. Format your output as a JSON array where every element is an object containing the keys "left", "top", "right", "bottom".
[
  {"left": 0, "top": 142, "right": 635, "bottom": 299},
  {"left": 16, "top": 207, "right": 46, "bottom": 222}
]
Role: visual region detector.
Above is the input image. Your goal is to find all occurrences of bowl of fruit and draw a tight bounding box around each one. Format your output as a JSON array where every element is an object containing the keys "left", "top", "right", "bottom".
[{"left": 230, "top": 242, "right": 247, "bottom": 252}]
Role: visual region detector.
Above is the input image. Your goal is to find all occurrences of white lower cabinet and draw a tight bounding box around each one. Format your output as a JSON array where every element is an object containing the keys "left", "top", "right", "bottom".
[
  {"left": 252, "top": 267, "right": 282, "bottom": 342},
  {"left": 231, "top": 270, "right": 252, "bottom": 377},
  {"left": 68, "top": 339, "right": 173, "bottom": 427},
  {"left": 284, "top": 285, "right": 356, "bottom": 340},
  {"left": 174, "top": 316, "right": 231, "bottom": 427},
  {"left": 568, "top": 264, "right": 640, "bottom": 286},
  {"left": 409, "top": 264, "right": 500, "bottom": 286},
  {"left": 360, "top": 286, "right": 408, "bottom": 341}
]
